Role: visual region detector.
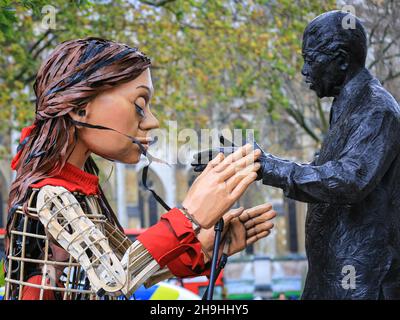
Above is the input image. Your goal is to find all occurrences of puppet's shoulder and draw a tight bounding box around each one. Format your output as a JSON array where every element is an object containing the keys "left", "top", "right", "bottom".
[{"left": 35, "top": 185, "right": 82, "bottom": 221}]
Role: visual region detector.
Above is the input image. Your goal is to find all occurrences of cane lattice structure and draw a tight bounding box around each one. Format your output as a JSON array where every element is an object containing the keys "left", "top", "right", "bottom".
[{"left": 5, "top": 186, "right": 173, "bottom": 300}]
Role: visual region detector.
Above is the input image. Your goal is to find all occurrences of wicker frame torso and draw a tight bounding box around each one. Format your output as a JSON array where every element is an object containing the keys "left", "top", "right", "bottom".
[{"left": 4, "top": 188, "right": 133, "bottom": 300}]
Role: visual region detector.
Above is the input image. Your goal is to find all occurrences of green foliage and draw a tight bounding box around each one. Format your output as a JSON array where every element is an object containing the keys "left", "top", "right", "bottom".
[{"left": 0, "top": 0, "right": 336, "bottom": 154}]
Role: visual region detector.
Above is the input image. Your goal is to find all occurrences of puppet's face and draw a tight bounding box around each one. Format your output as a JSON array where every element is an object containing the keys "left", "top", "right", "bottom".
[
  {"left": 73, "top": 68, "right": 159, "bottom": 164},
  {"left": 301, "top": 34, "right": 347, "bottom": 98}
]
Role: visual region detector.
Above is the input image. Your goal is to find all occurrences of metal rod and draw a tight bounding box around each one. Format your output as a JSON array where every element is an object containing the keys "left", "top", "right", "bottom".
[
  {"left": 202, "top": 253, "right": 228, "bottom": 300},
  {"left": 205, "top": 218, "right": 224, "bottom": 300}
]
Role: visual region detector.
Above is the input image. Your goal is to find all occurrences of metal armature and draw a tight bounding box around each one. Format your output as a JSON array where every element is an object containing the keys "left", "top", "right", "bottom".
[{"left": 5, "top": 186, "right": 173, "bottom": 300}]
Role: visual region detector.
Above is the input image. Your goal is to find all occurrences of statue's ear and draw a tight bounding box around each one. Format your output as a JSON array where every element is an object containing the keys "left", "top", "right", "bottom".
[{"left": 337, "top": 49, "right": 350, "bottom": 71}]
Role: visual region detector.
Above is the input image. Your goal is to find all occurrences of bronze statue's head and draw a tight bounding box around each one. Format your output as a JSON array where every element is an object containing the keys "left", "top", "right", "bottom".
[{"left": 301, "top": 10, "right": 367, "bottom": 98}]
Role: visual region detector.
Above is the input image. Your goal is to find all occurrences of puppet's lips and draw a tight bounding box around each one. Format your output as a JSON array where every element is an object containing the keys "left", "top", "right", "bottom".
[
  {"left": 136, "top": 136, "right": 153, "bottom": 149},
  {"left": 135, "top": 141, "right": 149, "bottom": 151}
]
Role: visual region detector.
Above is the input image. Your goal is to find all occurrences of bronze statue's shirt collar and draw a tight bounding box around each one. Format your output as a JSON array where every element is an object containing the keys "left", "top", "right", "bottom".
[{"left": 330, "top": 68, "right": 374, "bottom": 127}]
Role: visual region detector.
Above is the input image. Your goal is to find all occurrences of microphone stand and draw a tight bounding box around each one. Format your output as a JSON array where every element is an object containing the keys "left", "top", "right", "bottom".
[{"left": 204, "top": 218, "right": 226, "bottom": 300}]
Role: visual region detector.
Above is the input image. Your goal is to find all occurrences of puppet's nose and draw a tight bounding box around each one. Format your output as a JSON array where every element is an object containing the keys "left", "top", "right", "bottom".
[{"left": 140, "top": 110, "right": 159, "bottom": 131}]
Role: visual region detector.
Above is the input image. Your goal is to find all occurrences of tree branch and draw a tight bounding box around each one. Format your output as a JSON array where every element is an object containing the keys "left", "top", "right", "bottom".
[
  {"left": 28, "top": 29, "right": 51, "bottom": 54},
  {"left": 316, "top": 98, "right": 328, "bottom": 134},
  {"left": 139, "top": 0, "right": 177, "bottom": 7},
  {"left": 369, "top": 35, "right": 400, "bottom": 69},
  {"left": 383, "top": 70, "right": 400, "bottom": 83},
  {"left": 285, "top": 107, "right": 320, "bottom": 143}
]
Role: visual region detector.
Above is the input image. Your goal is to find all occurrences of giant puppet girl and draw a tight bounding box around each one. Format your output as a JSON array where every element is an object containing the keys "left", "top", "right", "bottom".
[{"left": 4, "top": 37, "right": 276, "bottom": 300}]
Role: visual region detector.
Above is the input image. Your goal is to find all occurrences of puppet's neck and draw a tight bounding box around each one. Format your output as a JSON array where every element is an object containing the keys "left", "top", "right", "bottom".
[{"left": 30, "top": 162, "right": 99, "bottom": 195}]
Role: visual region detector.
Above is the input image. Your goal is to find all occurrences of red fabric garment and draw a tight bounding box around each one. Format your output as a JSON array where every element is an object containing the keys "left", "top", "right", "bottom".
[
  {"left": 137, "top": 208, "right": 211, "bottom": 277},
  {"left": 11, "top": 124, "right": 36, "bottom": 170},
  {"left": 29, "top": 162, "right": 209, "bottom": 278},
  {"left": 30, "top": 162, "right": 99, "bottom": 195},
  {"left": 21, "top": 275, "right": 56, "bottom": 300}
]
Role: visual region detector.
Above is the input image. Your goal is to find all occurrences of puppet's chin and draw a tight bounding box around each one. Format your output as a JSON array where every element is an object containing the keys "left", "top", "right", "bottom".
[{"left": 122, "top": 144, "right": 143, "bottom": 164}]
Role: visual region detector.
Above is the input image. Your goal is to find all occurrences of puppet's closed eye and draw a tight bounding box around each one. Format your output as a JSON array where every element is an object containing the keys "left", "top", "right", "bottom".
[{"left": 134, "top": 102, "right": 145, "bottom": 117}]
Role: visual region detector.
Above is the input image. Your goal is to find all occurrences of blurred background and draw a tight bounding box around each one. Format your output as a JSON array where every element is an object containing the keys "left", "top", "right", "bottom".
[{"left": 0, "top": 0, "right": 399, "bottom": 299}]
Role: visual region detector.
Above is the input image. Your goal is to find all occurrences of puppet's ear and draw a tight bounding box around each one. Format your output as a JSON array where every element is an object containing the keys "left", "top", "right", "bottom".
[{"left": 68, "top": 102, "right": 91, "bottom": 122}]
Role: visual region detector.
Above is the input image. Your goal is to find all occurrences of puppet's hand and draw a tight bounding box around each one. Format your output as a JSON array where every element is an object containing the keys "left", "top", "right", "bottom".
[
  {"left": 191, "top": 135, "right": 266, "bottom": 181},
  {"left": 183, "top": 144, "right": 261, "bottom": 229},
  {"left": 196, "top": 207, "right": 244, "bottom": 262},
  {"left": 197, "top": 204, "right": 276, "bottom": 262},
  {"left": 227, "top": 203, "right": 276, "bottom": 256},
  {"left": 190, "top": 146, "right": 237, "bottom": 173}
]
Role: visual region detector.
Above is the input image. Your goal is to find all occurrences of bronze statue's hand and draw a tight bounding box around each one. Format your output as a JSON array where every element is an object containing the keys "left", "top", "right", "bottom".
[
  {"left": 183, "top": 144, "right": 261, "bottom": 229},
  {"left": 191, "top": 146, "right": 237, "bottom": 173},
  {"left": 191, "top": 135, "right": 266, "bottom": 180}
]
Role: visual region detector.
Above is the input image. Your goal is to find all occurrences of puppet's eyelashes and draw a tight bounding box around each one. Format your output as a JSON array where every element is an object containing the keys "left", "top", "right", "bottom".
[{"left": 134, "top": 103, "right": 145, "bottom": 117}]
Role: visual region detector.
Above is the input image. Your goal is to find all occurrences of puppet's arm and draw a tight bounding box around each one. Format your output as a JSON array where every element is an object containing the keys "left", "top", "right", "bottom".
[{"left": 36, "top": 185, "right": 206, "bottom": 297}]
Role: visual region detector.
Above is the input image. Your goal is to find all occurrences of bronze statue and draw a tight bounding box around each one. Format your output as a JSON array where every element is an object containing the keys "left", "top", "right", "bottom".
[{"left": 192, "top": 10, "right": 400, "bottom": 299}]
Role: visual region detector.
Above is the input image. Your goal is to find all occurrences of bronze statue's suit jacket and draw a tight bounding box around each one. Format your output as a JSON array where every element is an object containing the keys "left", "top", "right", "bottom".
[{"left": 261, "top": 68, "right": 400, "bottom": 299}]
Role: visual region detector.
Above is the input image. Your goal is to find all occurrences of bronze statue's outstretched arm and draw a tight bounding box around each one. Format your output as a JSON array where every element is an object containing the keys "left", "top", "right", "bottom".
[{"left": 192, "top": 109, "right": 400, "bottom": 204}]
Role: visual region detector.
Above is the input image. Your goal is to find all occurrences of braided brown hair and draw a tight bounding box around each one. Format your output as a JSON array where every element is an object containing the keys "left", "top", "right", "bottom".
[{"left": 7, "top": 37, "right": 151, "bottom": 232}]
